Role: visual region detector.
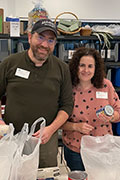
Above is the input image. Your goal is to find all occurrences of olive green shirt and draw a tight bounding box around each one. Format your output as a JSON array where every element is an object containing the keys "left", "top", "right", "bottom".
[{"left": 0, "top": 51, "right": 73, "bottom": 133}]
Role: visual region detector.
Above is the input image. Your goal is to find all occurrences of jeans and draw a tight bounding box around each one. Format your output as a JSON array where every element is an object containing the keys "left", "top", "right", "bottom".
[{"left": 64, "top": 145, "right": 85, "bottom": 171}]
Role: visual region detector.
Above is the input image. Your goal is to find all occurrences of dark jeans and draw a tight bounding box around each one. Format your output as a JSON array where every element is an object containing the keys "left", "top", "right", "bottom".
[{"left": 64, "top": 145, "right": 85, "bottom": 171}]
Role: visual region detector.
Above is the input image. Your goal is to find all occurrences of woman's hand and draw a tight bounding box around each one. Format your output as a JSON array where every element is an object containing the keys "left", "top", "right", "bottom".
[
  {"left": 98, "top": 113, "right": 114, "bottom": 123},
  {"left": 74, "top": 122, "right": 94, "bottom": 135}
]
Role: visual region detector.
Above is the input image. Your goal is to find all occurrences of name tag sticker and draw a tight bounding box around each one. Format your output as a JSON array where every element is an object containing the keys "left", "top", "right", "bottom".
[
  {"left": 15, "top": 68, "right": 30, "bottom": 79},
  {"left": 96, "top": 91, "right": 108, "bottom": 99}
]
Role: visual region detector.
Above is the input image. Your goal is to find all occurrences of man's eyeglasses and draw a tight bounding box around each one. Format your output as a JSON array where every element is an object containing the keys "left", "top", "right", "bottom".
[{"left": 37, "top": 35, "right": 56, "bottom": 45}]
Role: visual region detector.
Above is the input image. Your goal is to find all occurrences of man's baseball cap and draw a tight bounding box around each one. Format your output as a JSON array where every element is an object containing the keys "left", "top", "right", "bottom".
[{"left": 31, "top": 19, "right": 57, "bottom": 37}]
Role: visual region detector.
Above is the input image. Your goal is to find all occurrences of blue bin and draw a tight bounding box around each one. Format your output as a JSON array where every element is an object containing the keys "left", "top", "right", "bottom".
[
  {"left": 111, "top": 68, "right": 120, "bottom": 87},
  {"left": 116, "top": 122, "right": 120, "bottom": 136}
]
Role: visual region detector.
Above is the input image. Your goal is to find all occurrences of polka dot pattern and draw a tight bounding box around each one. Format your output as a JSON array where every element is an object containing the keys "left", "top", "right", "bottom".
[{"left": 62, "top": 79, "right": 120, "bottom": 153}]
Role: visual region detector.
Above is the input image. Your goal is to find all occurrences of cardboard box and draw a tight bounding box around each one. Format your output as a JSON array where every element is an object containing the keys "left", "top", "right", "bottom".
[
  {"left": 0, "top": 9, "right": 4, "bottom": 33},
  {"left": 20, "top": 22, "right": 24, "bottom": 35},
  {"left": 3, "top": 21, "right": 24, "bottom": 35},
  {"left": 3, "top": 22, "right": 9, "bottom": 34}
]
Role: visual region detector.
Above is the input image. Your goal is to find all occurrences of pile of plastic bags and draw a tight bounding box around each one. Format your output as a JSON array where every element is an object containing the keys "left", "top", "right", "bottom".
[
  {"left": 92, "top": 24, "right": 120, "bottom": 36},
  {"left": 0, "top": 117, "right": 45, "bottom": 180}
]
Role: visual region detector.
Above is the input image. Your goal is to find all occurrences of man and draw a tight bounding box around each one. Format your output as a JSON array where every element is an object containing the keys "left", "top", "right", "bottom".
[{"left": 0, "top": 19, "right": 73, "bottom": 167}]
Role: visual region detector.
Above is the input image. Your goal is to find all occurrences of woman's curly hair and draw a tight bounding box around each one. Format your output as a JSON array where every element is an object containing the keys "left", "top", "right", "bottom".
[{"left": 69, "top": 47, "right": 106, "bottom": 88}]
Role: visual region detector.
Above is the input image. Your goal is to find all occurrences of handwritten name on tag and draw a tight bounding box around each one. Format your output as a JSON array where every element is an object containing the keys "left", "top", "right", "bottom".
[
  {"left": 96, "top": 91, "right": 108, "bottom": 99},
  {"left": 15, "top": 68, "right": 30, "bottom": 79}
]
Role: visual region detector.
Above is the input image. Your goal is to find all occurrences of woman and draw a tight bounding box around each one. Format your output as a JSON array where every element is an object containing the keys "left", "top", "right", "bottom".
[{"left": 62, "top": 47, "right": 120, "bottom": 171}]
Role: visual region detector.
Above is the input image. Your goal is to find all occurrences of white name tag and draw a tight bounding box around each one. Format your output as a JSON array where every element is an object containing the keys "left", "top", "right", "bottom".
[
  {"left": 15, "top": 68, "right": 30, "bottom": 79},
  {"left": 96, "top": 91, "right": 108, "bottom": 99}
]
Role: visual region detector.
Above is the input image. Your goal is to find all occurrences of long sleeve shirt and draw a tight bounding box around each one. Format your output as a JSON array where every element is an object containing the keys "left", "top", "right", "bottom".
[
  {"left": 0, "top": 51, "right": 73, "bottom": 133},
  {"left": 63, "top": 78, "right": 120, "bottom": 153}
]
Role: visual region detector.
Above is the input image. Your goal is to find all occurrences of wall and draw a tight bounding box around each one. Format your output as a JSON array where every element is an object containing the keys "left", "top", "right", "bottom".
[
  {"left": 0, "top": 0, "right": 15, "bottom": 19},
  {"left": 0, "top": 0, "right": 120, "bottom": 21}
]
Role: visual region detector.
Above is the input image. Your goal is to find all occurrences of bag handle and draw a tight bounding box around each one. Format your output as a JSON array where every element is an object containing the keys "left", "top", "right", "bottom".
[
  {"left": 15, "top": 123, "right": 29, "bottom": 146},
  {"left": 27, "top": 117, "right": 46, "bottom": 140},
  {"left": 16, "top": 123, "right": 30, "bottom": 156}
]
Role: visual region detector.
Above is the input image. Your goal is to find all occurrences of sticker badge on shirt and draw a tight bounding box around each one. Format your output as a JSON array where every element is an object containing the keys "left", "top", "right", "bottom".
[
  {"left": 15, "top": 68, "right": 30, "bottom": 79},
  {"left": 96, "top": 91, "right": 108, "bottom": 99}
]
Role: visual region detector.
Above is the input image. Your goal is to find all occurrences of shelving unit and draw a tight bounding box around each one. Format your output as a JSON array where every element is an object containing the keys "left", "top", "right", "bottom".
[
  {"left": 0, "top": 33, "right": 120, "bottom": 92},
  {"left": 1, "top": 33, "right": 120, "bottom": 53}
]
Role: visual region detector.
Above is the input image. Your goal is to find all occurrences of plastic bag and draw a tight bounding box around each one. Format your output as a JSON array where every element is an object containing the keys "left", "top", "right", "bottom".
[
  {"left": 9, "top": 117, "right": 46, "bottom": 180},
  {"left": 0, "top": 124, "right": 16, "bottom": 180},
  {"left": 92, "top": 24, "right": 120, "bottom": 36},
  {"left": 92, "top": 25, "right": 113, "bottom": 34},
  {"left": 107, "top": 24, "right": 120, "bottom": 36},
  {"left": 27, "top": 0, "right": 49, "bottom": 32},
  {"left": 0, "top": 123, "right": 28, "bottom": 180},
  {"left": 0, "top": 124, "right": 9, "bottom": 136},
  {"left": 81, "top": 134, "right": 120, "bottom": 180}
]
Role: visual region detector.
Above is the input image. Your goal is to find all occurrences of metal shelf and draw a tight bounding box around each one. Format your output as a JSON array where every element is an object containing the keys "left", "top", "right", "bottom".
[
  {"left": 1, "top": 34, "right": 120, "bottom": 41},
  {"left": 105, "top": 62, "right": 120, "bottom": 67},
  {"left": 0, "top": 34, "right": 28, "bottom": 39},
  {"left": 0, "top": 33, "right": 120, "bottom": 92}
]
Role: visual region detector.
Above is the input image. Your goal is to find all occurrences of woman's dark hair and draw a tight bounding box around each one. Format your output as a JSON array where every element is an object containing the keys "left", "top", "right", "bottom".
[{"left": 69, "top": 47, "right": 106, "bottom": 88}]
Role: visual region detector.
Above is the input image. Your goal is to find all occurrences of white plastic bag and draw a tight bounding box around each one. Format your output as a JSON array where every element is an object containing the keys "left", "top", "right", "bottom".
[
  {"left": 0, "top": 123, "right": 28, "bottom": 180},
  {"left": 0, "top": 124, "right": 16, "bottom": 180},
  {"left": 92, "top": 24, "right": 120, "bottom": 36},
  {"left": 81, "top": 134, "right": 120, "bottom": 180},
  {"left": 9, "top": 117, "right": 46, "bottom": 180},
  {"left": 107, "top": 24, "right": 120, "bottom": 36}
]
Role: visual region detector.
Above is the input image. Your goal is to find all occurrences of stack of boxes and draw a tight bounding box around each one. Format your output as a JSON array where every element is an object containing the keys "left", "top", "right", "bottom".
[
  {"left": 4, "top": 19, "right": 24, "bottom": 35},
  {"left": 0, "top": 8, "right": 24, "bottom": 35}
]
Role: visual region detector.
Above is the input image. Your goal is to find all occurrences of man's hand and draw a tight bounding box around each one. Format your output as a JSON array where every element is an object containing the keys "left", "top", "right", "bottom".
[{"left": 32, "top": 126, "right": 53, "bottom": 144}]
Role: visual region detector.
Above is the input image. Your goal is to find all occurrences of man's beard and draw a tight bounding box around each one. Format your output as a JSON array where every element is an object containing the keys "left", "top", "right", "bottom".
[{"left": 31, "top": 44, "right": 50, "bottom": 61}]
